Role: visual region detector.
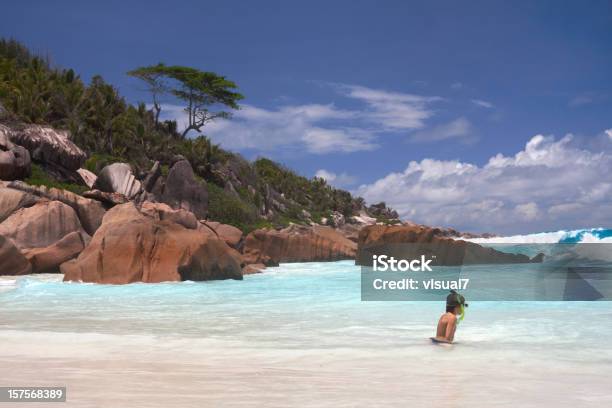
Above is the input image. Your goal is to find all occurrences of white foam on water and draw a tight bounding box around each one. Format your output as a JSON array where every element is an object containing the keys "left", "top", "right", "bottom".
[{"left": 465, "top": 227, "right": 612, "bottom": 243}]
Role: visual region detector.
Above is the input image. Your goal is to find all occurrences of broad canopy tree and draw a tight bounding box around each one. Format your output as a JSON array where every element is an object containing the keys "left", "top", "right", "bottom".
[{"left": 128, "top": 63, "right": 243, "bottom": 138}]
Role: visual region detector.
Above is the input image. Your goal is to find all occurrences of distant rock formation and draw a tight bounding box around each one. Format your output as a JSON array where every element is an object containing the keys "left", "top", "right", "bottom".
[
  {"left": 243, "top": 224, "right": 357, "bottom": 265},
  {"left": 356, "top": 224, "right": 542, "bottom": 266},
  {"left": 61, "top": 202, "right": 242, "bottom": 283}
]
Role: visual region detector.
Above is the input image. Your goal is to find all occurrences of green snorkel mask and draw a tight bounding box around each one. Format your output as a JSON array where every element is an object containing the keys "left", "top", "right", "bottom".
[{"left": 458, "top": 304, "right": 466, "bottom": 324}]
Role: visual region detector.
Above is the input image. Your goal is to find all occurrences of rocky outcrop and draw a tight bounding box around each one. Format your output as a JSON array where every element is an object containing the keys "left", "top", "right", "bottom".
[
  {"left": 82, "top": 189, "right": 129, "bottom": 206},
  {"left": 242, "top": 263, "right": 265, "bottom": 275},
  {"left": 140, "top": 201, "right": 197, "bottom": 230},
  {"left": 151, "top": 160, "right": 208, "bottom": 219},
  {"left": 3, "top": 181, "right": 105, "bottom": 235},
  {"left": 201, "top": 221, "right": 243, "bottom": 248},
  {"left": 0, "top": 187, "right": 39, "bottom": 223},
  {"left": 8, "top": 125, "right": 86, "bottom": 174},
  {"left": 356, "top": 224, "right": 543, "bottom": 266},
  {"left": 23, "top": 231, "right": 88, "bottom": 273},
  {"left": 0, "top": 234, "right": 31, "bottom": 275},
  {"left": 0, "top": 125, "right": 31, "bottom": 180},
  {"left": 93, "top": 163, "right": 142, "bottom": 199},
  {"left": 0, "top": 200, "right": 88, "bottom": 250},
  {"left": 61, "top": 202, "right": 242, "bottom": 283},
  {"left": 243, "top": 224, "right": 357, "bottom": 265}
]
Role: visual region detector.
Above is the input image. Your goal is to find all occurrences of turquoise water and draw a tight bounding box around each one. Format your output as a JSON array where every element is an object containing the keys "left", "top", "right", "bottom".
[{"left": 1, "top": 260, "right": 612, "bottom": 407}]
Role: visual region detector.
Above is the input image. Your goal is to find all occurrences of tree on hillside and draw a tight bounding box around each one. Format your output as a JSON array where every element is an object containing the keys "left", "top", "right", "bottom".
[
  {"left": 128, "top": 64, "right": 243, "bottom": 138},
  {"left": 127, "top": 63, "right": 167, "bottom": 127}
]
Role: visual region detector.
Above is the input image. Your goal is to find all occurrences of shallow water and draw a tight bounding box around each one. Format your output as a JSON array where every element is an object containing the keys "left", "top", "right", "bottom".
[{"left": 1, "top": 261, "right": 611, "bottom": 407}]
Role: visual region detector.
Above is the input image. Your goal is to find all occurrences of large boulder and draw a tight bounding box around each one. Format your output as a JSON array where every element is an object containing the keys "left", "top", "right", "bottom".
[
  {"left": 356, "top": 224, "right": 543, "bottom": 266},
  {"left": 0, "top": 187, "right": 39, "bottom": 223},
  {"left": 243, "top": 224, "right": 357, "bottom": 265},
  {"left": 23, "top": 231, "right": 88, "bottom": 274},
  {"left": 8, "top": 125, "right": 86, "bottom": 171},
  {"left": 140, "top": 201, "right": 197, "bottom": 230},
  {"left": 0, "top": 200, "right": 88, "bottom": 250},
  {"left": 155, "top": 160, "right": 208, "bottom": 219},
  {"left": 3, "top": 181, "right": 105, "bottom": 235},
  {"left": 0, "top": 234, "right": 31, "bottom": 275},
  {"left": 93, "top": 163, "right": 142, "bottom": 199},
  {"left": 61, "top": 202, "right": 242, "bottom": 284},
  {"left": 0, "top": 125, "right": 31, "bottom": 180},
  {"left": 200, "top": 221, "right": 243, "bottom": 248}
]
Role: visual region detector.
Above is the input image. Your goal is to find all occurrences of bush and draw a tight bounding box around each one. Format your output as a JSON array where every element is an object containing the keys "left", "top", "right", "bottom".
[{"left": 206, "top": 182, "right": 260, "bottom": 233}]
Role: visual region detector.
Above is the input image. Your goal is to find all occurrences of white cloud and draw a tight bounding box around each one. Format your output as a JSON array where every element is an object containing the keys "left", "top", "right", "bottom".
[
  {"left": 160, "top": 84, "right": 442, "bottom": 154},
  {"left": 339, "top": 84, "right": 442, "bottom": 130},
  {"left": 315, "top": 169, "right": 357, "bottom": 187},
  {"left": 355, "top": 131, "right": 612, "bottom": 234},
  {"left": 471, "top": 99, "right": 494, "bottom": 109},
  {"left": 605, "top": 129, "right": 612, "bottom": 141},
  {"left": 514, "top": 202, "right": 539, "bottom": 220},
  {"left": 409, "top": 117, "right": 473, "bottom": 143}
]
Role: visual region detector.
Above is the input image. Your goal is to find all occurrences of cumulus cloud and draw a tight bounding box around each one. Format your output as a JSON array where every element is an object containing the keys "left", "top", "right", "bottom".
[
  {"left": 355, "top": 132, "right": 612, "bottom": 234},
  {"left": 409, "top": 117, "right": 473, "bottom": 143},
  {"left": 315, "top": 169, "right": 357, "bottom": 187},
  {"left": 606, "top": 129, "right": 612, "bottom": 141},
  {"left": 471, "top": 99, "right": 494, "bottom": 109},
  {"left": 160, "top": 84, "right": 442, "bottom": 154}
]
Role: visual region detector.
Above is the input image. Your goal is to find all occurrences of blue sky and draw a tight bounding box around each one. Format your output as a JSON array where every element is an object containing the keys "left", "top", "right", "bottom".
[{"left": 3, "top": 1, "right": 612, "bottom": 233}]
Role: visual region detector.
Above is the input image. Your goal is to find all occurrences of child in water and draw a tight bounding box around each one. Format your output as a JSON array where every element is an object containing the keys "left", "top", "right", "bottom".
[{"left": 433, "top": 290, "right": 468, "bottom": 344}]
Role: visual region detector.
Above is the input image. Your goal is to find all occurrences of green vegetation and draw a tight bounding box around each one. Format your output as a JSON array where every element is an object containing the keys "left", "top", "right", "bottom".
[
  {"left": 0, "top": 38, "right": 394, "bottom": 231},
  {"left": 206, "top": 182, "right": 260, "bottom": 233},
  {"left": 254, "top": 158, "right": 357, "bottom": 217},
  {"left": 25, "top": 163, "right": 88, "bottom": 194}
]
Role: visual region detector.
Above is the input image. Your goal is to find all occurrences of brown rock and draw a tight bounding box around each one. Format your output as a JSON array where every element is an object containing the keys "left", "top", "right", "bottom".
[
  {"left": 0, "top": 200, "right": 87, "bottom": 250},
  {"left": 0, "top": 187, "right": 39, "bottom": 223},
  {"left": 76, "top": 168, "right": 97, "bottom": 188},
  {"left": 23, "top": 231, "right": 88, "bottom": 273},
  {"left": 156, "top": 160, "right": 208, "bottom": 219},
  {"left": 83, "top": 189, "right": 129, "bottom": 206},
  {"left": 0, "top": 234, "right": 31, "bottom": 275},
  {"left": 9, "top": 124, "right": 86, "bottom": 171},
  {"left": 242, "top": 263, "right": 266, "bottom": 275},
  {"left": 201, "top": 221, "right": 243, "bottom": 248},
  {"left": 356, "top": 224, "right": 543, "bottom": 266},
  {"left": 61, "top": 202, "right": 242, "bottom": 284},
  {"left": 243, "top": 224, "right": 357, "bottom": 265},
  {"left": 140, "top": 201, "right": 198, "bottom": 229},
  {"left": 0, "top": 125, "right": 31, "bottom": 180},
  {"left": 3, "top": 181, "right": 105, "bottom": 235}
]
